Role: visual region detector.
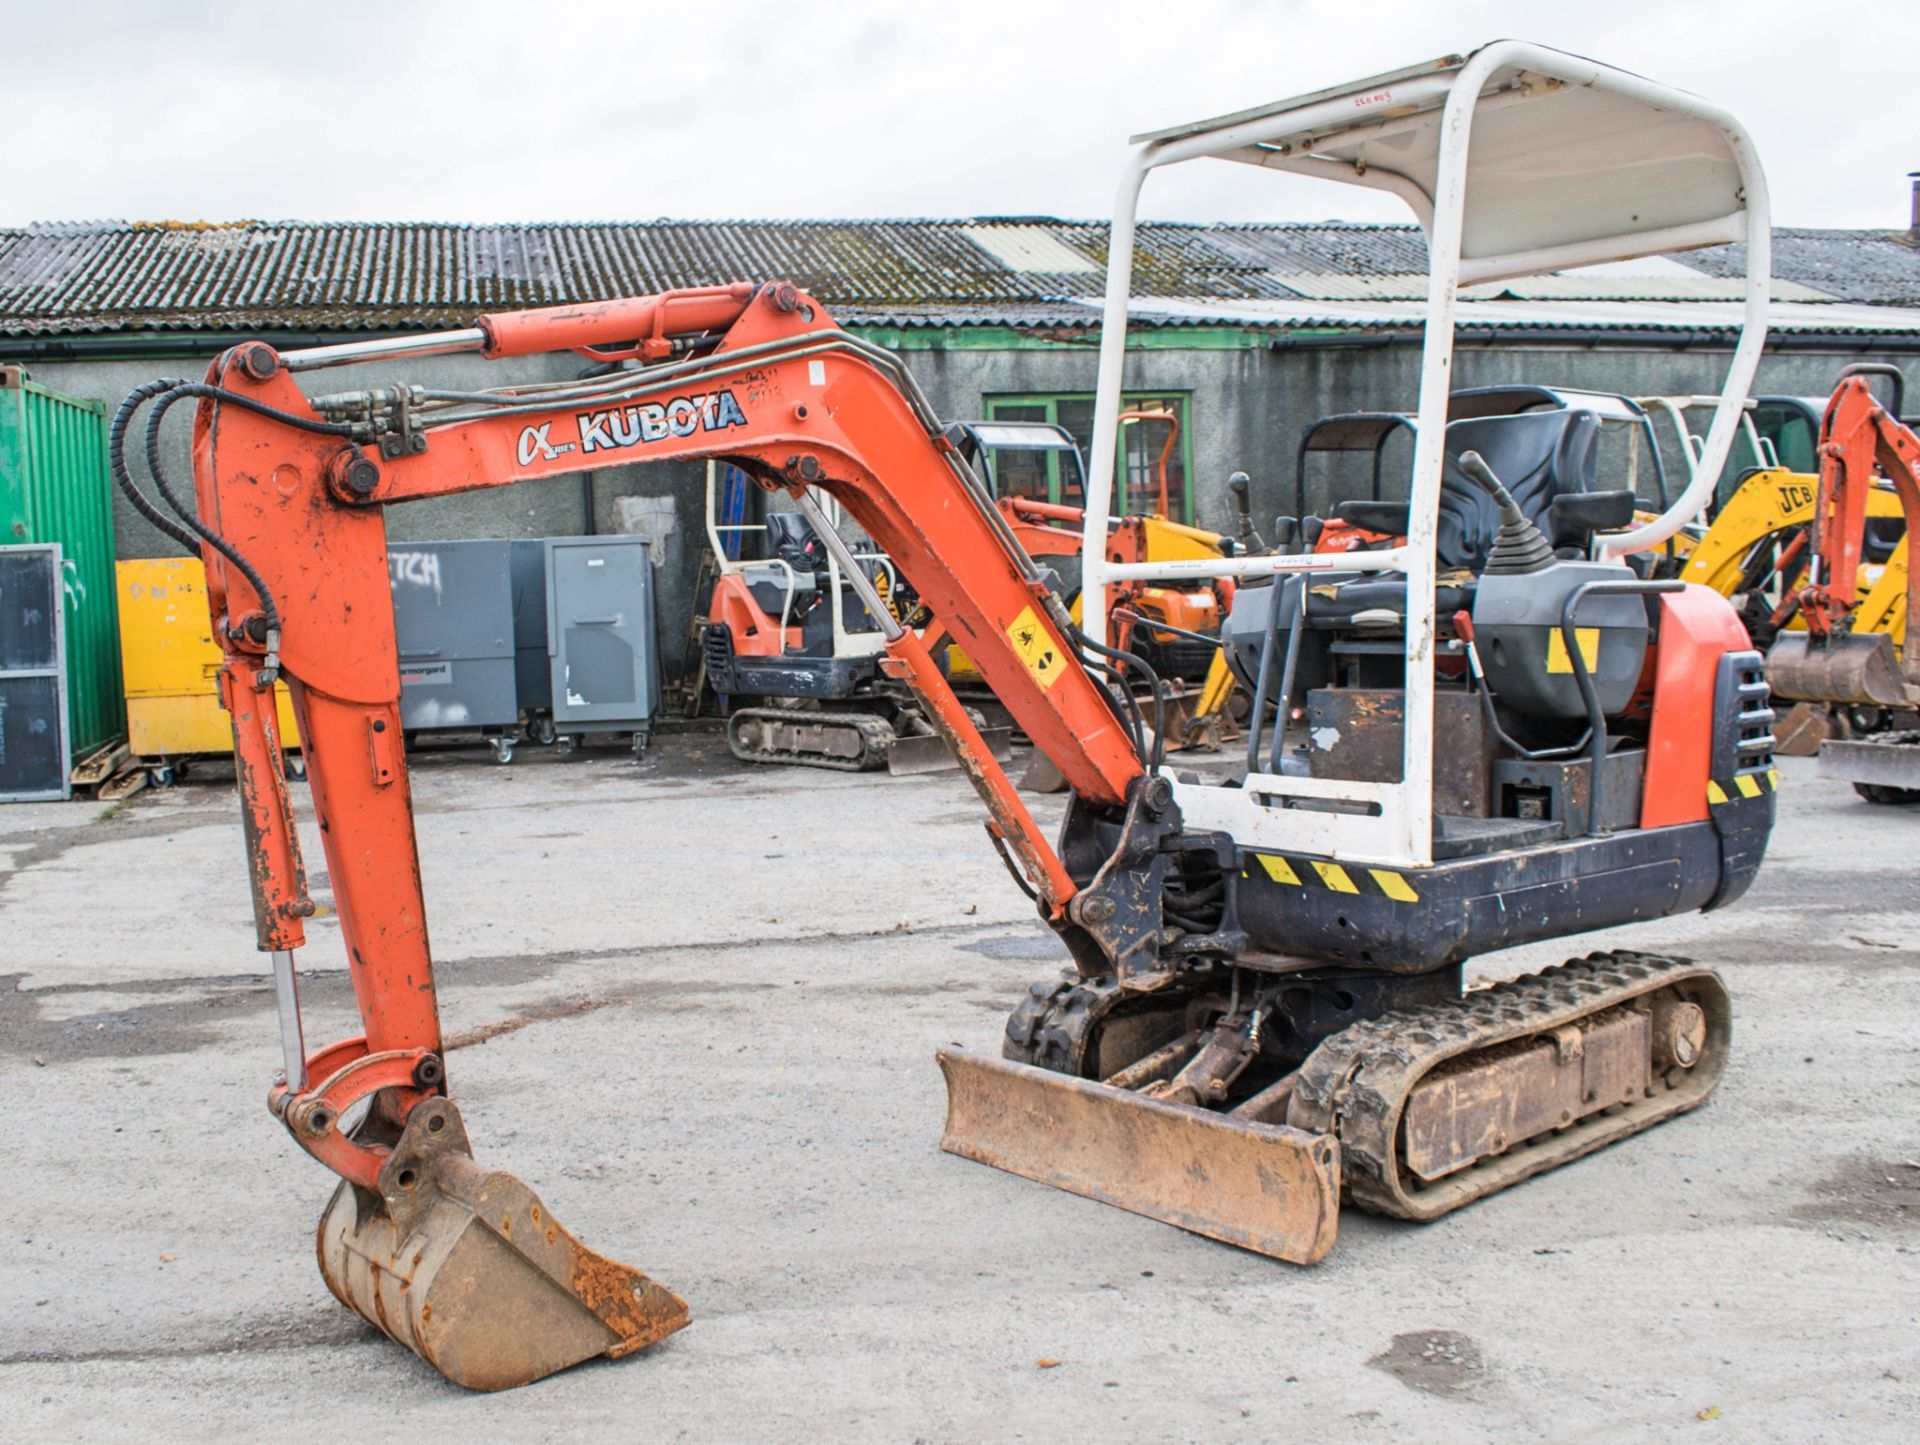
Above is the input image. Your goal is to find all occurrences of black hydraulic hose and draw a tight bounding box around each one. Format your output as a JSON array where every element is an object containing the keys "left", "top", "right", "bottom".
[
  {"left": 111, "top": 375, "right": 359, "bottom": 683},
  {"left": 1081, "top": 652, "right": 1147, "bottom": 763},
  {"left": 1075, "top": 626, "right": 1168, "bottom": 771},
  {"left": 1085, "top": 635, "right": 1160, "bottom": 768},
  {"left": 109, "top": 380, "right": 201, "bottom": 552},
  {"left": 1080, "top": 648, "right": 1145, "bottom": 757},
  {"left": 1111, "top": 607, "right": 1222, "bottom": 651},
  {"left": 135, "top": 380, "right": 358, "bottom": 657}
]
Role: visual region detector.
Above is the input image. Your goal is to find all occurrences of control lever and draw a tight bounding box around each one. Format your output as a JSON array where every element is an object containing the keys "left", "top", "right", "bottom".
[{"left": 1227, "top": 471, "right": 1267, "bottom": 555}]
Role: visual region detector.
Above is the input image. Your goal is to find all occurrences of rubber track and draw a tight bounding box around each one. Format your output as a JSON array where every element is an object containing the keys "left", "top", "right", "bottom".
[
  {"left": 727, "top": 708, "right": 896, "bottom": 772},
  {"left": 1288, "top": 950, "right": 1730, "bottom": 1221}
]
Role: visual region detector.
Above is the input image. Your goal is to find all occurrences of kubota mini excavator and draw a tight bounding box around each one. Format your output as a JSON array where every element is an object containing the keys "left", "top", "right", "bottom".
[
  {"left": 696, "top": 476, "right": 1014, "bottom": 774},
  {"left": 113, "top": 42, "right": 1780, "bottom": 1397}
]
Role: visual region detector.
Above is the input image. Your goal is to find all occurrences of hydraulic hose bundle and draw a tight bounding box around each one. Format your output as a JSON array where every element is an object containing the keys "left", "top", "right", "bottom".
[{"left": 110, "top": 378, "right": 357, "bottom": 684}]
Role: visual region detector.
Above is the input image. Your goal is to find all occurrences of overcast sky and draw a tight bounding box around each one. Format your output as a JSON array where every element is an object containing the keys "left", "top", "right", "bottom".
[{"left": 3, "top": 0, "right": 1915, "bottom": 231}]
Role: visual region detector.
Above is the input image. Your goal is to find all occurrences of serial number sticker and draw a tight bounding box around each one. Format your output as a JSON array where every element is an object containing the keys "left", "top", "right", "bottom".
[{"left": 1005, "top": 605, "right": 1065, "bottom": 690}]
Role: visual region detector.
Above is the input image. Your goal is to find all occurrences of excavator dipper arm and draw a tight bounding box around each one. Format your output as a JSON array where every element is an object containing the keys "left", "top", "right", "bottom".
[
  {"left": 148, "top": 282, "right": 1154, "bottom": 1388},
  {"left": 1768, "top": 373, "right": 1920, "bottom": 706}
]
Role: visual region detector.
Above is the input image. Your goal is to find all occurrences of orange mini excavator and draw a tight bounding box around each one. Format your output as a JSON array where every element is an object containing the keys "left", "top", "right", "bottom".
[{"left": 113, "top": 44, "right": 1782, "bottom": 1396}]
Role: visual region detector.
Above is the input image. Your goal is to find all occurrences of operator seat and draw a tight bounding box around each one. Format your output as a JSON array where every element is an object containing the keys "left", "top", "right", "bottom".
[
  {"left": 1306, "top": 409, "right": 1615, "bottom": 627},
  {"left": 765, "top": 511, "right": 825, "bottom": 571},
  {"left": 742, "top": 511, "right": 825, "bottom": 620},
  {"left": 753, "top": 507, "right": 894, "bottom": 640}
]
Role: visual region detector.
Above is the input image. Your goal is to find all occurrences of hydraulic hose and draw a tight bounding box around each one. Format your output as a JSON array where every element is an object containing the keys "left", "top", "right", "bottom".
[
  {"left": 1074, "top": 625, "right": 1168, "bottom": 771},
  {"left": 111, "top": 375, "right": 358, "bottom": 684},
  {"left": 109, "top": 380, "right": 201, "bottom": 552}
]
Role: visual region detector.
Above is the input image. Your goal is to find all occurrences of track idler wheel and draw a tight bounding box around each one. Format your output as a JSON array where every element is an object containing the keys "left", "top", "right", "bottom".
[{"left": 316, "top": 1098, "right": 688, "bottom": 1390}]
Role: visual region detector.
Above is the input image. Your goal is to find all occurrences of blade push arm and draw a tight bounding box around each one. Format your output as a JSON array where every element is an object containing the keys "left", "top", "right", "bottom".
[{"left": 186, "top": 282, "right": 1149, "bottom": 1190}]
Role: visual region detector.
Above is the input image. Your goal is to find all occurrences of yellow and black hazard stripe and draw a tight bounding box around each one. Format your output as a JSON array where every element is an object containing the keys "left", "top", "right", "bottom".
[
  {"left": 1243, "top": 851, "right": 1422, "bottom": 903},
  {"left": 1707, "top": 767, "right": 1779, "bottom": 807}
]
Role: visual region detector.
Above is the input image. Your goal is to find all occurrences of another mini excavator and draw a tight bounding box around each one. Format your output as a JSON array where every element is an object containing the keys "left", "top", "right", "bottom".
[
  {"left": 1763, "top": 370, "right": 1920, "bottom": 799},
  {"left": 116, "top": 43, "right": 1775, "bottom": 1394}
]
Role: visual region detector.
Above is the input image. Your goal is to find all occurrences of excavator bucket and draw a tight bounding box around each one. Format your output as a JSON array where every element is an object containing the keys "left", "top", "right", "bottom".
[
  {"left": 935, "top": 1047, "right": 1342, "bottom": 1264},
  {"left": 1766, "top": 632, "right": 1912, "bottom": 708},
  {"left": 316, "top": 1100, "right": 688, "bottom": 1391}
]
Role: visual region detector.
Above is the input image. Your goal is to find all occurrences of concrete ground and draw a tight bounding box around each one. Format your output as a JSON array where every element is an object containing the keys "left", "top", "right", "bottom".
[{"left": 2, "top": 735, "right": 1916, "bottom": 1441}]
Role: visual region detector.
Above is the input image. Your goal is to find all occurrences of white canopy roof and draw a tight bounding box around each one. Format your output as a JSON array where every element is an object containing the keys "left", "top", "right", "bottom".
[{"left": 1133, "top": 45, "right": 1757, "bottom": 286}]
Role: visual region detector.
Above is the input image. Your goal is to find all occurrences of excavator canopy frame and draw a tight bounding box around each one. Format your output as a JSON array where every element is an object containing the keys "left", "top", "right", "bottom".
[{"left": 1079, "top": 40, "right": 1773, "bottom": 868}]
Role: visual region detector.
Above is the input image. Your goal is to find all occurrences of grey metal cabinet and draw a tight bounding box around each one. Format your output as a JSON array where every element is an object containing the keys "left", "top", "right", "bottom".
[
  {"left": 387, "top": 540, "right": 519, "bottom": 746},
  {"left": 509, "top": 540, "right": 553, "bottom": 724},
  {"left": 0, "top": 543, "right": 69, "bottom": 801},
  {"left": 544, "top": 536, "right": 659, "bottom": 749}
]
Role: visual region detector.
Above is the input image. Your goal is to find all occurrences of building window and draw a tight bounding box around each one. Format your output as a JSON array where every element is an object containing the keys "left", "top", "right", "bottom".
[{"left": 984, "top": 393, "right": 1193, "bottom": 521}]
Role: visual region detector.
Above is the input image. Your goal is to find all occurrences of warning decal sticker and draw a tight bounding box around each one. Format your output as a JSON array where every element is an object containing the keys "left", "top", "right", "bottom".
[{"left": 1006, "top": 605, "right": 1065, "bottom": 690}]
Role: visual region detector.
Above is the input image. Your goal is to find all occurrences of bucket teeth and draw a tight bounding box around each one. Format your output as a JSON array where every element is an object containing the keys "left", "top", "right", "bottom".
[{"left": 316, "top": 1099, "right": 688, "bottom": 1391}]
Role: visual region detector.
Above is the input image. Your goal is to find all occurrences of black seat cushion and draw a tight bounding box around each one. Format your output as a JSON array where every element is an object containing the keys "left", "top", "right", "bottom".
[
  {"left": 1304, "top": 570, "right": 1477, "bottom": 628},
  {"left": 1326, "top": 411, "right": 1603, "bottom": 567},
  {"left": 1335, "top": 499, "right": 1413, "bottom": 535},
  {"left": 1549, "top": 489, "right": 1636, "bottom": 536}
]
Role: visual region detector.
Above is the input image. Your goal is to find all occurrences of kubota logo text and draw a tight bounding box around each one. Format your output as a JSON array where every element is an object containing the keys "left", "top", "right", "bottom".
[{"left": 517, "top": 388, "right": 750, "bottom": 467}]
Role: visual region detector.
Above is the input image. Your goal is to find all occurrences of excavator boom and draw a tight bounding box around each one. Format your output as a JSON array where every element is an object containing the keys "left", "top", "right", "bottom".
[{"left": 123, "top": 282, "right": 1187, "bottom": 1389}]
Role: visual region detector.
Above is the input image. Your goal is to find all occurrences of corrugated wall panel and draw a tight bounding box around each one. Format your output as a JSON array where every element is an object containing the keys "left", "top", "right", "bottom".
[{"left": 0, "top": 370, "right": 123, "bottom": 760}]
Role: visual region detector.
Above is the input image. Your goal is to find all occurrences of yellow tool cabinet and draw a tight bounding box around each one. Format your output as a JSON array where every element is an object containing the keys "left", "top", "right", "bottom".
[{"left": 117, "top": 557, "right": 301, "bottom": 757}]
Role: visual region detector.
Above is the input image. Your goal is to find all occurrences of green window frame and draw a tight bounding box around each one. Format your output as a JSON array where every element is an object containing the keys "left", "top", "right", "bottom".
[{"left": 983, "top": 392, "right": 1195, "bottom": 522}]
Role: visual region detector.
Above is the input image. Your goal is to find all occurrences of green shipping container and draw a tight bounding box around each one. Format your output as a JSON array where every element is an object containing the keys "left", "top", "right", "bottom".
[{"left": 0, "top": 365, "right": 124, "bottom": 763}]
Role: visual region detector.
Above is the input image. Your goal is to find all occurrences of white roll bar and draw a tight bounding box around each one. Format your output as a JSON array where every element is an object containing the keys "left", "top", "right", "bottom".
[{"left": 1081, "top": 41, "right": 1772, "bottom": 868}]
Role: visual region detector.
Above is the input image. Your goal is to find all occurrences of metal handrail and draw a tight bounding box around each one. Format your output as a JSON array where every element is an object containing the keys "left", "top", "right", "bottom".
[{"left": 1559, "top": 577, "right": 1684, "bottom": 837}]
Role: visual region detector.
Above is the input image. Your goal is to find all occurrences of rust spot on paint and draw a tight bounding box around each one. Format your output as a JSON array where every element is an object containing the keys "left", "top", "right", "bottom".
[{"left": 569, "top": 1243, "right": 692, "bottom": 1356}]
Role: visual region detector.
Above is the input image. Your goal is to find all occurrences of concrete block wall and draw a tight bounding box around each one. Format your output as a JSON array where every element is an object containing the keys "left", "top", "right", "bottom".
[{"left": 13, "top": 339, "right": 1919, "bottom": 684}]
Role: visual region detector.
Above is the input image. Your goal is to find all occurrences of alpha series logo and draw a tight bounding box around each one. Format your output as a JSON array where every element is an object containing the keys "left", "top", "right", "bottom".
[{"left": 516, "top": 388, "right": 750, "bottom": 467}]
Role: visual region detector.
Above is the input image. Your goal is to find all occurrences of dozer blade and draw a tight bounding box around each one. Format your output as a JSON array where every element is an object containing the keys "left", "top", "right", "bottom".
[
  {"left": 886, "top": 724, "right": 1013, "bottom": 776},
  {"left": 1821, "top": 734, "right": 1920, "bottom": 793},
  {"left": 935, "top": 1046, "right": 1341, "bottom": 1264},
  {"left": 316, "top": 1099, "right": 688, "bottom": 1391},
  {"left": 1766, "top": 632, "right": 1913, "bottom": 707}
]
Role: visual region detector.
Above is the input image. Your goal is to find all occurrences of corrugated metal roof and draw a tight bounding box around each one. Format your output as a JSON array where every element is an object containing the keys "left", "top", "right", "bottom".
[
  {"left": 1677, "top": 229, "right": 1920, "bottom": 307},
  {"left": 959, "top": 224, "right": 1101, "bottom": 275},
  {"left": 1111, "top": 295, "right": 1920, "bottom": 335},
  {"left": 0, "top": 218, "right": 1917, "bottom": 338}
]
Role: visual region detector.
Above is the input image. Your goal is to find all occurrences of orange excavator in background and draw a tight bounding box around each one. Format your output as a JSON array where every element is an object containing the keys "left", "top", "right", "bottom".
[
  {"left": 944, "top": 414, "right": 1235, "bottom": 686},
  {"left": 115, "top": 276, "right": 1771, "bottom": 1392},
  {"left": 942, "top": 416, "right": 1245, "bottom": 751},
  {"left": 1765, "top": 370, "right": 1920, "bottom": 799}
]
